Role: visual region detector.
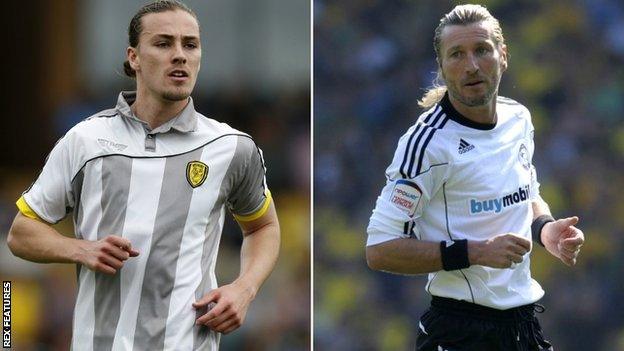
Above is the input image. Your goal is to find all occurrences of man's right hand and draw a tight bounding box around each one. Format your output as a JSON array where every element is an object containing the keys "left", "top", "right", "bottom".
[
  {"left": 468, "top": 233, "right": 530, "bottom": 269},
  {"left": 76, "top": 235, "right": 139, "bottom": 275}
]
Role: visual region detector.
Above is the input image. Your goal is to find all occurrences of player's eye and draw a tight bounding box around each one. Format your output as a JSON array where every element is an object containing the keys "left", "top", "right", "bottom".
[
  {"left": 449, "top": 51, "right": 461, "bottom": 59},
  {"left": 185, "top": 42, "right": 198, "bottom": 49},
  {"left": 476, "top": 47, "right": 490, "bottom": 55},
  {"left": 156, "top": 42, "right": 170, "bottom": 48}
]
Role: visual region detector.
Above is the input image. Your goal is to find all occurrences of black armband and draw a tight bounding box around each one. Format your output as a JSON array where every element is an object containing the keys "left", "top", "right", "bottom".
[
  {"left": 440, "top": 239, "right": 470, "bottom": 271},
  {"left": 531, "top": 215, "right": 555, "bottom": 247}
]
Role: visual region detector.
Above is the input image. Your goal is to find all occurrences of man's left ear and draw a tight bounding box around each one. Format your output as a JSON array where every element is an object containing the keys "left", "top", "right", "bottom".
[{"left": 500, "top": 44, "right": 508, "bottom": 72}]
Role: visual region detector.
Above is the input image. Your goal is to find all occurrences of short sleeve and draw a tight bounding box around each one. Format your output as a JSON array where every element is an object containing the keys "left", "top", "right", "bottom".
[
  {"left": 528, "top": 129, "right": 541, "bottom": 201},
  {"left": 21, "top": 136, "right": 75, "bottom": 223},
  {"left": 227, "top": 137, "right": 271, "bottom": 222},
  {"left": 367, "top": 127, "right": 449, "bottom": 246}
]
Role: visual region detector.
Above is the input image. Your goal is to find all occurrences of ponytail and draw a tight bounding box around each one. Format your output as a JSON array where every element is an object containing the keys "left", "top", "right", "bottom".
[{"left": 418, "top": 86, "right": 447, "bottom": 109}]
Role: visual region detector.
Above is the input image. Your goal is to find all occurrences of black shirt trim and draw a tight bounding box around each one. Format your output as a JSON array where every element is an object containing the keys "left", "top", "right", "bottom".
[{"left": 440, "top": 93, "right": 497, "bottom": 130}]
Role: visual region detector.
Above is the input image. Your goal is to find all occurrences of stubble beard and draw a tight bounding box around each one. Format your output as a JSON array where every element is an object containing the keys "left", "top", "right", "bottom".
[
  {"left": 162, "top": 89, "right": 191, "bottom": 102},
  {"left": 451, "top": 87, "right": 494, "bottom": 107},
  {"left": 449, "top": 79, "right": 498, "bottom": 107}
]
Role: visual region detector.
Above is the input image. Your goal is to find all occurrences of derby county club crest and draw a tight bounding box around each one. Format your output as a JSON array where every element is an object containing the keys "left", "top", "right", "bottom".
[
  {"left": 518, "top": 144, "right": 530, "bottom": 170},
  {"left": 186, "top": 161, "right": 208, "bottom": 188}
]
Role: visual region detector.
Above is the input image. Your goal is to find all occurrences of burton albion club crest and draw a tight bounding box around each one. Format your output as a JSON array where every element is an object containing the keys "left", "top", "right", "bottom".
[
  {"left": 186, "top": 161, "right": 208, "bottom": 188},
  {"left": 518, "top": 144, "right": 530, "bottom": 170}
]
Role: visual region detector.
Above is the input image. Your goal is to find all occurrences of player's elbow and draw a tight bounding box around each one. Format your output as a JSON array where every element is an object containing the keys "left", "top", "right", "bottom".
[
  {"left": 366, "top": 245, "right": 385, "bottom": 271},
  {"left": 7, "top": 220, "right": 21, "bottom": 257},
  {"left": 7, "top": 214, "right": 28, "bottom": 259}
]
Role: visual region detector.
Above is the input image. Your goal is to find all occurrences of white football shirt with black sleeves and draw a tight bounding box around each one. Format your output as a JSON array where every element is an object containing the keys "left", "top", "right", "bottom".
[
  {"left": 367, "top": 93, "right": 544, "bottom": 310},
  {"left": 17, "top": 91, "right": 272, "bottom": 351}
]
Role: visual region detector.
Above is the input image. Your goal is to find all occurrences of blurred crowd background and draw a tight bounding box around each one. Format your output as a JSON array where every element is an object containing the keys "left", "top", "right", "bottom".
[
  {"left": 1, "top": 0, "right": 309, "bottom": 350},
  {"left": 315, "top": 0, "right": 624, "bottom": 350}
]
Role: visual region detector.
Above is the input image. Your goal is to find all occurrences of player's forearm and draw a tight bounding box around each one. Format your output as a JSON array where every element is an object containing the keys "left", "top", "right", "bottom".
[
  {"left": 235, "top": 214, "right": 280, "bottom": 298},
  {"left": 367, "top": 238, "right": 515, "bottom": 273},
  {"left": 366, "top": 239, "right": 443, "bottom": 274},
  {"left": 7, "top": 212, "right": 81, "bottom": 264},
  {"left": 531, "top": 196, "right": 551, "bottom": 219}
]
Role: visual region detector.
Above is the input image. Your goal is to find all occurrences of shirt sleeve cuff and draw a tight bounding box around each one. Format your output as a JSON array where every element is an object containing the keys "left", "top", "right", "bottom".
[
  {"left": 366, "top": 225, "right": 409, "bottom": 246},
  {"left": 232, "top": 189, "right": 272, "bottom": 222},
  {"left": 16, "top": 196, "right": 43, "bottom": 222}
]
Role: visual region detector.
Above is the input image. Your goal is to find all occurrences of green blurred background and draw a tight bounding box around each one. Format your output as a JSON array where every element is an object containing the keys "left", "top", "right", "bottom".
[
  {"left": 314, "top": 0, "right": 624, "bottom": 350},
  {"left": 0, "top": 0, "right": 310, "bottom": 350}
]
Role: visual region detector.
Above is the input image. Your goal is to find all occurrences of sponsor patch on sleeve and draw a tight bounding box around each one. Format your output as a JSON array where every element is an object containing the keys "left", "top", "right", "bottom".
[{"left": 390, "top": 180, "right": 422, "bottom": 217}]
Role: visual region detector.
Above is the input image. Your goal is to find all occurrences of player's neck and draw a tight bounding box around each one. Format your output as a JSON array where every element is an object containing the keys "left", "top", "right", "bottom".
[
  {"left": 448, "top": 93, "right": 497, "bottom": 125},
  {"left": 131, "top": 89, "right": 189, "bottom": 130}
]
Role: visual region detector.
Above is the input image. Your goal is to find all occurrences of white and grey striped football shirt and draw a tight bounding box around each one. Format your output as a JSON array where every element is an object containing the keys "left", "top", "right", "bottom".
[{"left": 19, "top": 91, "right": 271, "bottom": 350}]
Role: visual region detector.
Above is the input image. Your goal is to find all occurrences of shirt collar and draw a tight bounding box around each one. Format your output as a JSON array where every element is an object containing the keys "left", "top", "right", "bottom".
[
  {"left": 440, "top": 92, "right": 497, "bottom": 130},
  {"left": 115, "top": 91, "right": 197, "bottom": 134}
]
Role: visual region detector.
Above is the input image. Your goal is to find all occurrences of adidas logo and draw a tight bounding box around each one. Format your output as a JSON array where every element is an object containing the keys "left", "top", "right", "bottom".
[{"left": 458, "top": 138, "right": 475, "bottom": 154}]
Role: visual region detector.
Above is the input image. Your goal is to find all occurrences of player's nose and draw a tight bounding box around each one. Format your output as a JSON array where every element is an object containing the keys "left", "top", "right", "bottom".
[
  {"left": 172, "top": 42, "right": 187, "bottom": 64},
  {"left": 465, "top": 53, "right": 479, "bottom": 74}
]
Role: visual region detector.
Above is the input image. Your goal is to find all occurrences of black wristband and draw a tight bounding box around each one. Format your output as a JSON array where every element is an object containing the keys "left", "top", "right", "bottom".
[
  {"left": 440, "top": 239, "right": 470, "bottom": 271},
  {"left": 531, "top": 215, "right": 555, "bottom": 247}
]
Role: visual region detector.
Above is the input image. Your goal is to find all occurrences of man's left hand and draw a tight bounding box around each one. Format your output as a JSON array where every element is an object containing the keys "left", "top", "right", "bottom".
[
  {"left": 193, "top": 282, "right": 255, "bottom": 334},
  {"left": 541, "top": 216, "right": 584, "bottom": 266}
]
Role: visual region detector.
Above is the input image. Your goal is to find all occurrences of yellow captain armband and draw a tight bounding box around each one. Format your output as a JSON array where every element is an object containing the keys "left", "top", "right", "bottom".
[
  {"left": 16, "top": 196, "right": 43, "bottom": 221},
  {"left": 233, "top": 190, "right": 273, "bottom": 222}
]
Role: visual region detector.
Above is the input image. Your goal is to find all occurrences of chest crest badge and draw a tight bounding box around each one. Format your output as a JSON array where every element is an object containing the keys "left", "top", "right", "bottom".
[
  {"left": 518, "top": 143, "right": 530, "bottom": 170},
  {"left": 186, "top": 161, "right": 208, "bottom": 188}
]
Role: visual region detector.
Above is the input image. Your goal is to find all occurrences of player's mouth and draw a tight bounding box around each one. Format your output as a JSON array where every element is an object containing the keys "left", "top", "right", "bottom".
[
  {"left": 168, "top": 69, "right": 189, "bottom": 82},
  {"left": 464, "top": 80, "right": 484, "bottom": 87}
]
